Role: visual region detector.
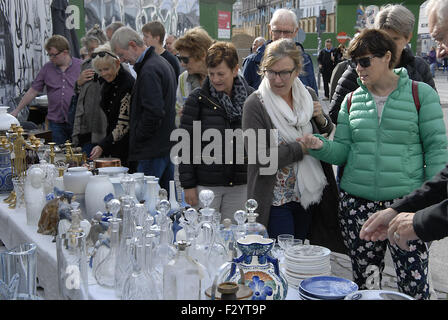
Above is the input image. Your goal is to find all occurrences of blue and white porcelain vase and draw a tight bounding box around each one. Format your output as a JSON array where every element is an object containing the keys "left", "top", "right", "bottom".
[
  {"left": 225, "top": 234, "right": 288, "bottom": 300},
  {"left": 0, "top": 147, "right": 13, "bottom": 193}
]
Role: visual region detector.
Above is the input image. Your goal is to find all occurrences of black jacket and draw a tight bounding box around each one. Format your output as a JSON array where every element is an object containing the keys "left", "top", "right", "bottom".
[
  {"left": 129, "top": 46, "right": 177, "bottom": 161},
  {"left": 179, "top": 76, "right": 255, "bottom": 189},
  {"left": 328, "top": 47, "right": 436, "bottom": 124},
  {"left": 391, "top": 164, "right": 448, "bottom": 242},
  {"left": 98, "top": 65, "right": 135, "bottom": 165}
]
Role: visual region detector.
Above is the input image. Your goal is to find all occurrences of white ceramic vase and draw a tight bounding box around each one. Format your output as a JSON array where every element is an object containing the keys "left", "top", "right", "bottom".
[
  {"left": 24, "top": 167, "right": 46, "bottom": 226},
  {"left": 0, "top": 106, "right": 20, "bottom": 131},
  {"left": 63, "top": 167, "right": 92, "bottom": 194},
  {"left": 84, "top": 175, "right": 114, "bottom": 220}
]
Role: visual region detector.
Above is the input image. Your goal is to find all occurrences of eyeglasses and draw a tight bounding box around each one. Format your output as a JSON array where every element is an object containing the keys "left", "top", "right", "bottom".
[
  {"left": 263, "top": 68, "right": 296, "bottom": 81},
  {"left": 348, "top": 55, "right": 378, "bottom": 69},
  {"left": 271, "top": 29, "right": 295, "bottom": 36},
  {"left": 47, "top": 51, "right": 63, "bottom": 58},
  {"left": 176, "top": 55, "right": 190, "bottom": 64},
  {"left": 91, "top": 51, "right": 119, "bottom": 60}
]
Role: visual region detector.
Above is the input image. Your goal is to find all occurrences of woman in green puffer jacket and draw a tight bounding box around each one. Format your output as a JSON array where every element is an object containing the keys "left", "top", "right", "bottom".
[{"left": 300, "top": 29, "right": 447, "bottom": 300}]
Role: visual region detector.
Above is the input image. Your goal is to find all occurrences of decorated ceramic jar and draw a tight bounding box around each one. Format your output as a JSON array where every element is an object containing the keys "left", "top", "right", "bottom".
[
  {"left": 0, "top": 147, "right": 13, "bottom": 193},
  {"left": 225, "top": 234, "right": 288, "bottom": 300}
]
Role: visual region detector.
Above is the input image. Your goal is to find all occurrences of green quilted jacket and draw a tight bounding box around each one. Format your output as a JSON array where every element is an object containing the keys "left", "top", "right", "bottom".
[{"left": 310, "top": 68, "right": 447, "bottom": 201}]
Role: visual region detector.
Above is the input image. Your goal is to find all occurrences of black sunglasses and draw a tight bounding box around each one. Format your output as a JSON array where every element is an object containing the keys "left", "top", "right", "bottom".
[
  {"left": 91, "top": 51, "right": 118, "bottom": 60},
  {"left": 176, "top": 55, "right": 189, "bottom": 64},
  {"left": 349, "top": 55, "right": 378, "bottom": 69}
]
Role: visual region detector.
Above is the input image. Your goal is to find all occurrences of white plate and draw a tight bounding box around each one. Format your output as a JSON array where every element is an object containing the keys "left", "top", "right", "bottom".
[
  {"left": 285, "top": 245, "right": 331, "bottom": 261},
  {"left": 344, "top": 290, "right": 414, "bottom": 300},
  {"left": 286, "top": 265, "right": 331, "bottom": 276}
]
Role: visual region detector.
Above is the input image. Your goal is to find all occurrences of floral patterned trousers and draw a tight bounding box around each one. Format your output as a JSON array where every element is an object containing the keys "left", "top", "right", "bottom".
[{"left": 338, "top": 191, "right": 430, "bottom": 300}]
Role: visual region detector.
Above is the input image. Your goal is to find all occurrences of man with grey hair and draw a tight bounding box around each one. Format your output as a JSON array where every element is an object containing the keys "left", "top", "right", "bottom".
[
  {"left": 105, "top": 21, "right": 125, "bottom": 41},
  {"left": 110, "top": 27, "right": 177, "bottom": 192},
  {"left": 242, "top": 8, "right": 317, "bottom": 92},
  {"left": 252, "top": 37, "right": 265, "bottom": 53}
]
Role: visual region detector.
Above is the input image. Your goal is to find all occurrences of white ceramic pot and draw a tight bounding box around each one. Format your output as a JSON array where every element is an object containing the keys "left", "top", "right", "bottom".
[
  {"left": 0, "top": 106, "right": 20, "bottom": 131},
  {"left": 84, "top": 175, "right": 114, "bottom": 220},
  {"left": 63, "top": 167, "right": 92, "bottom": 194}
]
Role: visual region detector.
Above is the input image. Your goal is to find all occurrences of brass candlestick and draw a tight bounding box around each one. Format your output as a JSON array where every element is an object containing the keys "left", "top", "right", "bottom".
[{"left": 48, "top": 142, "right": 56, "bottom": 164}]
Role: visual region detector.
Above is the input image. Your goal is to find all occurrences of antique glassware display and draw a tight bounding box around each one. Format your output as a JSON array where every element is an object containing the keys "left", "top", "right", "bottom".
[
  {"left": 56, "top": 203, "right": 88, "bottom": 300},
  {"left": 168, "top": 180, "right": 180, "bottom": 213},
  {"left": 122, "top": 226, "right": 157, "bottom": 300},
  {"left": 277, "top": 234, "right": 294, "bottom": 264},
  {"left": 163, "top": 241, "right": 206, "bottom": 300},
  {"left": 11, "top": 177, "right": 25, "bottom": 209},
  {"left": 2, "top": 243, "right": 38, "bottom": 300},
  {"left": 243, "top": 199, "right": 268, "bottom": 238}
]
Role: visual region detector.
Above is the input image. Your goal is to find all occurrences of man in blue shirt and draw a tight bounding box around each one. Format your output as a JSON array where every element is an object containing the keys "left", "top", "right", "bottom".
[{"left": 242, "top": 8, "right": 318, "bottom": 94}]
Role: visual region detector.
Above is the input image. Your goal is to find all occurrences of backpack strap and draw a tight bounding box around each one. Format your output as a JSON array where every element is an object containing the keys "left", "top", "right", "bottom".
[
  {"left": 412, "top": 80, "right": 420, "bottom": 114},
  {"left": 347, "top": 91, "right": 354, "bottom": 114}
]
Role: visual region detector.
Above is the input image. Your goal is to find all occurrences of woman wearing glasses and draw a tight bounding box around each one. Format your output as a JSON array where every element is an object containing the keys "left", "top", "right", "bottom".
[
  {"left": 179, "top": 42, "right": 254, "bottom": 222},
  {"left": 299, "top": 29, "right": 447, "bottom": 299},
  {"left": 88, "top": 45, "right": 135, "bottom": 168},
  {"left": 242, "top": 39, "right": 346, "bottom": 253}
]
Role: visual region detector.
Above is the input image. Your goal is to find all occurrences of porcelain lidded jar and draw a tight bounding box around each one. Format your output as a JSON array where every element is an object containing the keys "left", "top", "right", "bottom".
[
  {"left": 225, "top": 234, "right": 288, "bottom": 300},
  {"left": 63, "top": 166, "right": 92, "bottom": 194},
  {"left": 84, "top": 175, "right": 114, "bottom": 220},
  {"left": 0, "top": 106, "right": 20, "bottom": 132}
]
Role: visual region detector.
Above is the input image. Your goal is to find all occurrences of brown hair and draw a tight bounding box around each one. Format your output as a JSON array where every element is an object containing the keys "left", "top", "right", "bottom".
[
  {"left": 347, "top": 28, "right": 398, "bottom": 69},
  {"left": 45, "top": 35, "right": 70, "bottom": 53},
  {"left": 206, "top": 41, "right": 239, "bottom": 69},
  {"left": 174, "top": 27, "right": 214, "bottom": 61},
  {"left": 259, "top": 39, "right": 303, "bottom": 75},
  {"left": 142, "top": 21, "right": 166, "bottom": 45}
]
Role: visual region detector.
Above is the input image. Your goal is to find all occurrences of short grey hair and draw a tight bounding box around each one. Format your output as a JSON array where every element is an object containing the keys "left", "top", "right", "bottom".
[
  {"left": 106, "top": 21, "right": 125, "bottom": 34},
  {"left": 254, "top": 37, "right": 266, "bottom": 44},
  {"left": 374, "top": 4, "right": 415, "bottom": 38},
  {"left": 110, "top": 26, "right": 145, "bottom": 51},
  {"left": 426, "top": 0, "right": 448, "bottom": 25},
  {"left": 270, "top": 8, "right": 298, "bottom": 29}
]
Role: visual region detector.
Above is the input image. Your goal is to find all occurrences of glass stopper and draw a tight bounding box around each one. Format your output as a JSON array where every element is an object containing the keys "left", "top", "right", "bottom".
[
  {"left": 184, "top": 208, "right": 198, "bottom": 223},
  {"left": 234, "top": 210, "right": 247, "bottom": 225},
  {"left": 245, "top": 199, "right": 258, "bottom": 213},
  {"left": 107, "top": 199, "right": 121, "bottom": 219},
  {"left": 199, "top": 189, "right": 214, "bottom": 208}
]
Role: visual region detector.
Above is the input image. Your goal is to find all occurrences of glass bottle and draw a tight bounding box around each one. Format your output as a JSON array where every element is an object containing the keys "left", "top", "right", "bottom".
[
  {"left": 243, "top": 199, "right": 269, "bottom": 238},
  {"left": 143, "top": 178, "right": 159, "bottom": 216},
  {"left": 56, "top": 202, "right": 88, "bottom": 300},
  {"left": 94, "top": 215, "right": 121, "bottom": 288},
  {"left": 122, "top": 226, "right": 157, "bottom": 300},
  {"left": 169, "top": 180, "right": 180, "bottom": 213},
  {"left": 144, "top": 233, "right": 163, "bottom": 299},
  {"left": 233, "top": 209, "right": 247, "bottom": 242},
  {"left": 163, "top": 241, "right": 206, "bottom": 300},
  {"left": 132, "top": 173, "right": 145, "bottom": 203}
]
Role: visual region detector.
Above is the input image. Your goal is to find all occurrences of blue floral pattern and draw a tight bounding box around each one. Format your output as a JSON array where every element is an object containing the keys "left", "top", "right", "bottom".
[{"left": 248, "top": 276, "right": 273, "bottom": 300}]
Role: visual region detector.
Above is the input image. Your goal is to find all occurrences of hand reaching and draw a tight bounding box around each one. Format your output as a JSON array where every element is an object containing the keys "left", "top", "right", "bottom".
[
  {"left": 387, "top": 212, "right": 419, "bottom": 251},
  {"left": 359, "top": 208, "right": 398, "bottom": 241},
  {"left": 297, "top": 134, "right": 324, "bottom": 150}
]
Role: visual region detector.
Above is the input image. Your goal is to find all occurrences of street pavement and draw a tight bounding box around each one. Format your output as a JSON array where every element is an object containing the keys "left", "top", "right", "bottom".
[{"left": 319, "top": 71, "right": 448, "bottom": 300}]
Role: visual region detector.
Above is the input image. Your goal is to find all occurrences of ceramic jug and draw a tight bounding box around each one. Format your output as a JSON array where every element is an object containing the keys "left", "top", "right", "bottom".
[
  {"left": 224, "top": 234, "right": 288, "bottom": 300},
  {"left": 84, "top": 175, "right": 114, "bottom": 220}
]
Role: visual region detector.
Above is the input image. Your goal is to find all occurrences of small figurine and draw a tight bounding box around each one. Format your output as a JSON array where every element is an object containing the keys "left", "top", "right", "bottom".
[{"left": 37, "top": 188, "right": 74, "bottom": 236}]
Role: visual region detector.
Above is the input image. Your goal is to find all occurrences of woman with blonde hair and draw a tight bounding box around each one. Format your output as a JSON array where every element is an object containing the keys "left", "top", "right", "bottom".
[{"left": 242, "top": 39, "right": 345, "bottom": 253}]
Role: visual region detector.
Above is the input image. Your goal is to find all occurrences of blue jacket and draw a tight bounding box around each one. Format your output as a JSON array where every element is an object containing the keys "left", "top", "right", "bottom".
[{"left": 242, "top": 40, "right": 318, "bottom": 94}]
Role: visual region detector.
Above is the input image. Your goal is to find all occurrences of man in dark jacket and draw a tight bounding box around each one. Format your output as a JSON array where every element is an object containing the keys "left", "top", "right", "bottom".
[
  {"left": 242, "top": 8, "right": 318, "bottom": 93},
  {"left": 317, "top": 39, "right": 335, "bottom": 100},
  {"left": 110, "top": 27, "right": 177, "bottom": 192}
]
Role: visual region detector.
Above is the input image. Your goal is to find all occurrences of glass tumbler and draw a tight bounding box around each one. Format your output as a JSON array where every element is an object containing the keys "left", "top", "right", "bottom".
[{"left": 2, "top": 243, "right": 38, "bottom": 300}]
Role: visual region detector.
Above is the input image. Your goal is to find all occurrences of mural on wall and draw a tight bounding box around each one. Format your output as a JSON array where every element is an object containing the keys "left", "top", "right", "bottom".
[
  {"left": 0, "top": 0, "right": 52, "bottom": 107},
  {"left": 355, "top": 5, "right": 380, "bottom": 32},
  {"left": 84, "top": 0, "right": 199, "bottom": 37}
]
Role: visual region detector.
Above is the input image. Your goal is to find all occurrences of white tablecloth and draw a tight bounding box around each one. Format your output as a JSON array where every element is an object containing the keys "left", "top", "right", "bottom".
[{"left": 0, "top": 195, "right": 301, "bottom": 300}]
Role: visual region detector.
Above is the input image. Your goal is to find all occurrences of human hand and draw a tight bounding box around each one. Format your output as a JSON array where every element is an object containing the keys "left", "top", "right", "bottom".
[
  {"left": 297, "top": 134, "right": 323, "bottom": 150},
  {"left": 387, "top": 212, "right": 419, "bottom": 251},
  {"left": 77, "top": 69, "right": 95, "bottom": 86},
  {"left": 360, "top": 208, "right": 398, "bottom": 241},
  {"left": 313, "top": 101, "right": 326, "bottom": 126},
  {"left": 184, "top": 188, "right": 198, "bottom": 207},
  {"left": 89, "top": 145, "right": 103, "bottom": 160},
  {"left": 437, "top": 43, "right": 448, "bottom": 59},
  {"left": 10, "top": 108, "right": 20, "bottom": 118}
]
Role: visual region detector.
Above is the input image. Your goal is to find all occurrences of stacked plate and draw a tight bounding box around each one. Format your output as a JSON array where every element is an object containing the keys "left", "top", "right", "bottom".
[
  {"left": 298, "top": 276, "right": 359, "bottom": 300},
  {"left": 344, "top": 290, "right": 414, "bottom": 300},
  {"left": 283, "top": 244, "right": 331, "bottom": 289}
]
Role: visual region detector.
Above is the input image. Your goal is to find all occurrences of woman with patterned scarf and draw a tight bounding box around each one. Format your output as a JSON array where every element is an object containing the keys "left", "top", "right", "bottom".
[{"left": 179, "top": 41, "right": 254, "bottom": 222}]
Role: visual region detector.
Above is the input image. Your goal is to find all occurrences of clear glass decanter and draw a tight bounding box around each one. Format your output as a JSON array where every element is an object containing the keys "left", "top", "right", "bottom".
[
  {"left": 243, "top": 199, "right": 269, "bottom": 238},
  {"left": 94, "top": 215, "right": 121, "bottom": 288},
  {"left": 122, "top": 226, "right": 157, "bottom": 300},
  {"left": 163, "top": 241, "right": 206, "bottom": 300},
  {"left": 233, "top": 209, "right": 247, "bottom": 242}
]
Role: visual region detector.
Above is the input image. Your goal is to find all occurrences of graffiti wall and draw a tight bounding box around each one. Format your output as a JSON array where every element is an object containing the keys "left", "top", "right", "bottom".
[
  {"left": 354, "top": 5, "right": 381, "bottom": 31},
  {"left": 0, "top": 0, "right": 52, "bottom": 107},
  {"left": 84, "top": 0, "right": 199, "bottom": 37}
]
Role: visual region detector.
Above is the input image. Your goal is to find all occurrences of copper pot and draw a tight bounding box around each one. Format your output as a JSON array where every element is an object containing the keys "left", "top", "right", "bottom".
[{"left": 94, "top": 158, "right": 121, "bottom": 168}]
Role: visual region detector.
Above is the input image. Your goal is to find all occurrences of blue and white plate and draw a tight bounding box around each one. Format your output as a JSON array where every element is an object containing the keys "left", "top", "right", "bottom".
[
  {"left": 299, "top": 276, "right": 358, "bottom": 300},
  {"left": 344, "top": 290, "right": 414, "bottom": 300}
]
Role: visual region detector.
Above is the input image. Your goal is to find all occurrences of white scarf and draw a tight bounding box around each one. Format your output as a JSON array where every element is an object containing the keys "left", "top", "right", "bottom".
[{"left": 258, "top": 77, "right": 327, "bottom": 209}]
